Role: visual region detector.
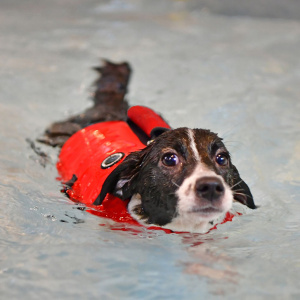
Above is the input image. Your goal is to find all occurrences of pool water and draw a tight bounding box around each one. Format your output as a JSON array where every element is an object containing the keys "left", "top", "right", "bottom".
[{"left": 0, "top": 0, "right": 299, "bottom": 299}]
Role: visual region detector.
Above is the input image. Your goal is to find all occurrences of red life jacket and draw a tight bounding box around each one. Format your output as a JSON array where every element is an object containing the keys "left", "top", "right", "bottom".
[{"left": 57, "top": 105, "right": 236, "bottom": 233}]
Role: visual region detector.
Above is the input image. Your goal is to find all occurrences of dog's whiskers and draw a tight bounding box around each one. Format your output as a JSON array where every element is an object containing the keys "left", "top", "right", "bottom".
[
  {"left": 230, "top": 180, "right": 243, "bottom": 189},
  {"left": 233, "top": 191, "right": 253, "bottom": 199},
  {"left": 171, "top": 180, "right": 180, "bottom": 188},
  {"left": 232, "top": 188, "right": 245, "bottom": 193}
]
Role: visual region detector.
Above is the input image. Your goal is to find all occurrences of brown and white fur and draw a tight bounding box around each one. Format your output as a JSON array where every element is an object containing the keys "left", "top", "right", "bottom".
[{"left": 99, "top": 127, "right": 256, "bottom": 233}]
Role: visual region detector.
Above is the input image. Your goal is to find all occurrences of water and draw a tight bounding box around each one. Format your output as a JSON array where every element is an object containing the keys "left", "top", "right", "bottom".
[{"left": 0, "top": 0, "right": 299, "bottom": 299}]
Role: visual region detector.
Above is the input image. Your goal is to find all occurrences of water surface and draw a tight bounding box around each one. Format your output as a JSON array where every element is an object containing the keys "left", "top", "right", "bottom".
[{"left": 0, "top": 0, "right": 299, "bottom": 299}]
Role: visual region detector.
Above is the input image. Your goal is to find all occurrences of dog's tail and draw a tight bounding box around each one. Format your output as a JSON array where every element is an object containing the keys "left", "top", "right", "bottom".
[{"left": 38, "top": 60, "right": 131, "bottom": 147}]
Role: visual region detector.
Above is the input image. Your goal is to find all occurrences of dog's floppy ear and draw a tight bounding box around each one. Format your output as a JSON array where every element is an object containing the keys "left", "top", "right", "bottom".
[
  {"left": 231, "top": 165, "right": 256, "bottom": 209},
  {"left": 93, "top": 149, "right": 147, "bottom": 205}
]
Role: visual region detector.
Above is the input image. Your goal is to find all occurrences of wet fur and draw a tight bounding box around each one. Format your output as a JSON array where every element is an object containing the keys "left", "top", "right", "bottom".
[{"left": 97, "top": 127, "right": 255, "bottom": 231}]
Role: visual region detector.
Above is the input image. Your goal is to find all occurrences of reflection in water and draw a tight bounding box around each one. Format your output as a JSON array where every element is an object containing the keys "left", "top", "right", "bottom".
[
  {"left": 184, "top": 243, "right": 238, "bottom": 282},
  {"left": 181, "top": 236, "right": 240, "bottom": 296}
]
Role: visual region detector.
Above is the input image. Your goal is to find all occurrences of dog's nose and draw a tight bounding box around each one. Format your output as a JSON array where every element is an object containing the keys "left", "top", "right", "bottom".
[{"left": 195, "top": 177, "right": 225, "bottom": 201}]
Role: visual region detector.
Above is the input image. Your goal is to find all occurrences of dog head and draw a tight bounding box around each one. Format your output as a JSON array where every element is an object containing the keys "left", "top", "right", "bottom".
[{"left": 97, "top": 128, "right": 255, "bottom": 232}]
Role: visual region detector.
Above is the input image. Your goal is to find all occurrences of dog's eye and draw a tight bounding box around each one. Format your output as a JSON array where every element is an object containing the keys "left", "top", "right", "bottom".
[
  {"left": 216, "top": 153, "right": 229, "bottom": 166},
  {"left": 162, "top": 153, "right": 179, "bottom": 167}
]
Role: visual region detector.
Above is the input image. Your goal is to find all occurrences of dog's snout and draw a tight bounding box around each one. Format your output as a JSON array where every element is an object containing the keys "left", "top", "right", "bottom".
[{"left": 195, "top": 177, "right": 224, "bottom": 201}]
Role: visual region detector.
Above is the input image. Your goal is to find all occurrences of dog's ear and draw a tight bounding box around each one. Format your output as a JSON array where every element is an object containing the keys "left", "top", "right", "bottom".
[
  {"left": 150, "top": 127, "right": 170, "bottom": 139},
  {"left": 231, "top": 166, "right": 256, "bottom": 209},
  {"left": 93, "top": 149, "right": 147, "bottom": 205}
]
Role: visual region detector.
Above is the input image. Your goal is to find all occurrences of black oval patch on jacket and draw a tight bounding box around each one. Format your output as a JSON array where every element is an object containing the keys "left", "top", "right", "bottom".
[{"left": 101, "top": 152, "right": 125, "bottom": 169}]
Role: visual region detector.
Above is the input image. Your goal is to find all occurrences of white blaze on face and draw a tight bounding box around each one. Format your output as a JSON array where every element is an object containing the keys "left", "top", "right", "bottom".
[
  {"left": 187, "top": 129, "right": 201, "bottom": 161},
  {"left": 163, "top": 129, "right": 234, "bottom": 233},
  {"left": 177, "top": 128, "right": 233, "bottom": 216}
]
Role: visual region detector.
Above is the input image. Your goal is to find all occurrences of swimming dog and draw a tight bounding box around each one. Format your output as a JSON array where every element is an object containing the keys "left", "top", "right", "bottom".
[
  {"left": 97, "top": 126, "right": 256, "bottom": 233},
  {"left": 40, "top": 60, "right": 256, "bottom": 233}
]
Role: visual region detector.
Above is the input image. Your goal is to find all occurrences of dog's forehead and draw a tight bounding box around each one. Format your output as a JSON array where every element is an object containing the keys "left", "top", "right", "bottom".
[
  {"left": 156, "top": 127, "right": 222, "bottom": 159},
  {"left": 192, "top": 128, "right": 224, "bottom": 162},
  {"left": 192, "top": 128, "right": 222, "bottom": 148}
]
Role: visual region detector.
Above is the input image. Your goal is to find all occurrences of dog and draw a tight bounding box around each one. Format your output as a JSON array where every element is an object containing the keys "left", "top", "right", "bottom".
[
  {"left": 97, "top": 126, "right": 256, "bottom": 233},
  {"left": 40, "top": 60, "right": 256, "bottom": 233}
]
